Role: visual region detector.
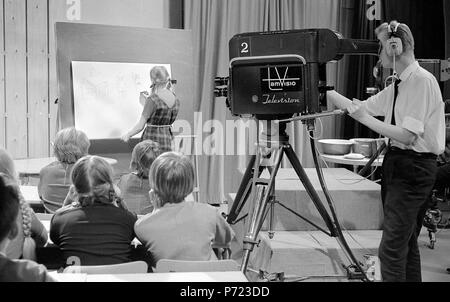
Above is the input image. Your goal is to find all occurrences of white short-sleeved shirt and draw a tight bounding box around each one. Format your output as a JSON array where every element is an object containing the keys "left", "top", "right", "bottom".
[{"left": 363, "top": 61, "right": 445, "bottom": 155}]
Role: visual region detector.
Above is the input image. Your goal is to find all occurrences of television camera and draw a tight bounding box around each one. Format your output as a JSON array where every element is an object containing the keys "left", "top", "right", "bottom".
[{"left": 215, "top": 28, "right": 379, "bottom": 120}]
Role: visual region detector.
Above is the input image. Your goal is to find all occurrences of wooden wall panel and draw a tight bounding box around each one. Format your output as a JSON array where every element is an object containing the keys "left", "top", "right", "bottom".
[
  {"left": 48, "top": 0, "right": 66, "bottom": 148},
  {"left": 5, "top": 0, "right": 27, "bottom": 158},
  {"left": 0, "top": 0, "right": 168, "bottom": 158},
  {"left": 0, "top": 1, "right": 5, "bottom": 149},
  {"left": 27, "top": 0, "right": 49, "bottom": 157}
]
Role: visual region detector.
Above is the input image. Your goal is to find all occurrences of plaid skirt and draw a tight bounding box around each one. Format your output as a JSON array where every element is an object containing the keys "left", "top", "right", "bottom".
[{"left": 141, "top": 125, "right": 173, "bottom": 152}]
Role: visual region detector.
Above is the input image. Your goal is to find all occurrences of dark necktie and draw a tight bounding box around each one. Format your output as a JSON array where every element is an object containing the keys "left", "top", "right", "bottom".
[
  {"left": 388, "top": 79, "right": 401, "bottom": 148},
  {"left": 390, "top": 79, "right": 401, "bottom": 126}
]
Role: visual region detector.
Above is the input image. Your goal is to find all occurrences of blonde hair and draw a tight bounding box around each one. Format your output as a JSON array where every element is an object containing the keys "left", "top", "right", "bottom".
[
  {"left": 150, "top": 66, "right": 171, "bottom": 94},
  {"left": 130, "top": 140, "right": 160, "bottom": 178},
  {"left": 71, "top": 156, "right": 119, "bottom": 207},
  {"left": 53, "top": 127, "right": 90, "bottom": 164},
  {"left": 375, "top": 20, "right": 415, "bottom": 53},
  {"left": 149, "top": 152, "right": 194, "bottom": 206},
  {"left": 0, "top": 149, "right": 36, "bottom": 260}
]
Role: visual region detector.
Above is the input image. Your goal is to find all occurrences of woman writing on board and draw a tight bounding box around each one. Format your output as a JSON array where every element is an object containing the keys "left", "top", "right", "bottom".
[{"left": 121, "top": 66, "right": 180, "bottom": 152}]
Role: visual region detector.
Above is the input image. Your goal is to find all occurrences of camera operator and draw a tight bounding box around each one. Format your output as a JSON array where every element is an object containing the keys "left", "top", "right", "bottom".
[{"left": 327, "top": 21, "right": 445, "bottom": 282}]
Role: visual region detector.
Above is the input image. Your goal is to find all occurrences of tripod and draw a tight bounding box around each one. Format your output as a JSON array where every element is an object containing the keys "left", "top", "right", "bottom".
[
  {"left": 227, "top": 121, "right": 369, "bottom": 281},
  {"left": 230, "top": 137, "right": 335, "bottom": 240}
]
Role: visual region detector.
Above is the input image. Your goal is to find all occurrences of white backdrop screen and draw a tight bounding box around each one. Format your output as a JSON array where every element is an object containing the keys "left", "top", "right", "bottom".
[{"left": 72, "top": 61, "right": 172, "bottom": 140}]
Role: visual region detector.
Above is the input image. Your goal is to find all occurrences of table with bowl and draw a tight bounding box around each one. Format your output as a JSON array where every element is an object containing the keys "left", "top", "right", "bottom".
[{"left": 317, "top": 138, "right": 384, "bottom": 178}]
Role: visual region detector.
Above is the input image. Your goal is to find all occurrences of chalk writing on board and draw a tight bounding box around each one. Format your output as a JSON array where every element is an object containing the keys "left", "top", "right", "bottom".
[{"left": 72, "top": 61, "right": 171, "bottom": 140}]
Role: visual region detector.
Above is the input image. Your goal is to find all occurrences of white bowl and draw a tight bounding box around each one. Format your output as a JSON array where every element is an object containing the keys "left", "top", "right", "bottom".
[{"left": 318, "top": 139, "right": 354, "bottom": 155}]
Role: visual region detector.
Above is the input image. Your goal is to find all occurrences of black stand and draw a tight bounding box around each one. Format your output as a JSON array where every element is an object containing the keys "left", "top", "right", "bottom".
[
  {"left": 228, "top": 134, "right": 338, "bottom": 274},
  {"left": 227, "top": 121, "right": 370, "bottom": 282}
]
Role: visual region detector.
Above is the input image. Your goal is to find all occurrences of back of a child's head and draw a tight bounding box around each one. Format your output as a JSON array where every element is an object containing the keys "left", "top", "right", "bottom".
[
  {"left": 53, "top": 127, "right": 90, "bottom": 164},
  {"left": 71, "top": 156, "right": 116, "bottom": 206},
  {"left": 150, "top": 66, "right": 171, "bottom": 91},
  {"left": 0, "top": 148, "right": 17, "bottom": 182},
  {"left": 130, "top": 140, "right": 160, "bottom": 178},
  {"left": 149, "top": 152, "right": 194, "bottom": 205},
  {"left": 0, "top": 175, "right": 20, "bottom": 242}
]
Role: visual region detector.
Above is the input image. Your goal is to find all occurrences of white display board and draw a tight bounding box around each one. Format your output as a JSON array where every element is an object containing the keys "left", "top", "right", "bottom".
[{"left": 72, "top": 61, "right": 172, "bottom": 140}]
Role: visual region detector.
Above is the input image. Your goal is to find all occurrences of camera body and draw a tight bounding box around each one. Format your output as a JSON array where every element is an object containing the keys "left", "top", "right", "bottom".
[
  {"left": 222, "top": 28, "right": 379, "bottom": 118},
  {"left": 229, "top": 55, "right": 309, "bottom": 117}
]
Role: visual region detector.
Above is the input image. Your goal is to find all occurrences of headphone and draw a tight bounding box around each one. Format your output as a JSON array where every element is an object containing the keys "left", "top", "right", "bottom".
[{"left": 386, "top": 22, "right": 403, "bottom": 57}]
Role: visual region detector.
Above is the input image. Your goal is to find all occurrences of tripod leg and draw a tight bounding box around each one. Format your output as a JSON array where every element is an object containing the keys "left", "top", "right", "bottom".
[
  {"left": 241, "top": 148, "right": 284, "bottom": 273},
  {"left": 268, "top": 197, "right": 275, "bottom": 239},
  {"left": 227, "top": 155, "right": 258, "bottom": 224},
  {"left": 266, "top": 166, "right": 276, "bottom": 239},
  {"left": 284, "top": 145, "right": 337, "bottom": 235},
  {"left": 241, "top": 184, "right": 270, "bottom": 272}
]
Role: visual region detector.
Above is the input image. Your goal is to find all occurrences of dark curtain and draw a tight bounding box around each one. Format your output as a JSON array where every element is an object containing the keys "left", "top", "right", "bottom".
[
  {"left": 445, "top": 0, "right": 450, "bottom": 100},
  {"left": 384, "top": 1, "right": 445, "bottom": 60},
  {"left": 340, "top": 0, "right": 382, "bottom": 140},
  {"left": 384, "top": 0, "right": 445, "bottom": 95},
  {"left": 443, "top": 0, "right": 450, "bottom": 100}
]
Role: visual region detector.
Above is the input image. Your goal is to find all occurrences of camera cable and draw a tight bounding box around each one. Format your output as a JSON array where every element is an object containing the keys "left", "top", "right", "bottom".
[{"left": 310, "top": 134, "right": 371, "bottom": 282}]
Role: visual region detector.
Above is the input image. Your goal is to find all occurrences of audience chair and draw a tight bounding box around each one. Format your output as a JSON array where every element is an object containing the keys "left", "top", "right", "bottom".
[
  {"left": 155, "top": 259, "right": 240, "bottom": 273},
  {"left": 40, "top": 184, "right": 71, "bottom": 214},
  {"left": 63, "top": 261, "right": 148, "bottom": 274}
]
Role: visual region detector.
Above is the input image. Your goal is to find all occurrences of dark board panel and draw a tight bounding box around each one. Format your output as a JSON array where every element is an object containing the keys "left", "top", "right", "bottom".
[{"left": 55, "top": 22, "right": 195, "bottom": 153}]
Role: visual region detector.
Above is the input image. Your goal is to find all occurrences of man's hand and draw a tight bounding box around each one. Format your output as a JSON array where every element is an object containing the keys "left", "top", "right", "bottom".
[{"left": 348, "top": 98, "right": 369, "bottom": 121}]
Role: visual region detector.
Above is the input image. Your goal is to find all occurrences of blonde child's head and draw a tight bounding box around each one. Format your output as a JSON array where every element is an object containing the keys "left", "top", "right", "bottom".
[
  {"left": 53, "top": 127, "right": 90, "bottom": 164},
  {"left": 150, "top": 66, "right": 171, "bottom": 93}
]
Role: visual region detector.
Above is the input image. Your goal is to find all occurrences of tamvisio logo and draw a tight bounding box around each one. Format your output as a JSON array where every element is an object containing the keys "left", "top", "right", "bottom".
[{"left": 260, "top": 66, "right": 302, "bottom": 93}]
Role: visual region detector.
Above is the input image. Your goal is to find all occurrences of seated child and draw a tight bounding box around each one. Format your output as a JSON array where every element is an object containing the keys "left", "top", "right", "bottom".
[
  {"left": 39, "top": 127, "right": 90, "bottom": 212},
  {"left": 50, "top": 156, "right": 137, "bottom": 266},
  {"left": 134, "top": 152, "right": 235, "bottom": 268},
  {"left": 117, "top": 140, "right": 160, "bottom": 215},
  {"left": 0, "top": 148, "right": 48, "bottom": 260},
  {"left": 0, "top": 175, "right": 55, "bottom": 282}
]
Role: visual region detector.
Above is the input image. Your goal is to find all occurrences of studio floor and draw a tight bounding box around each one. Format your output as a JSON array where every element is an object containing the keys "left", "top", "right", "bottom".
[
  {"left": 418, "top": 227, "right": 450, "bottom": 282},
  {"left": 234, "top": 226, "right": 450, "bottom": 282}
]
